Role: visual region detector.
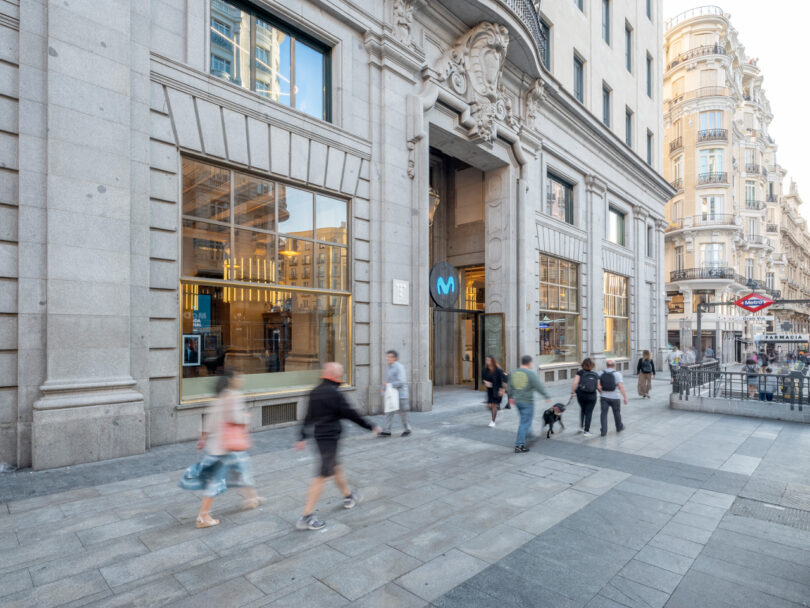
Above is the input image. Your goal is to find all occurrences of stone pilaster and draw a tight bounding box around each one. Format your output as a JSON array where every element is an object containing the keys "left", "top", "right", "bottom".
[
  {"left": 32, "top": 0, "right": 145, "bottom": 469},
  {"left": 585, "top": 175, "right": 607, "bottom": 368}
]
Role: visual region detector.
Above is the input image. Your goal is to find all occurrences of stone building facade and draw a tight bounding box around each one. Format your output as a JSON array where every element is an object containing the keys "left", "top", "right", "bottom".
[
  {"left": 662, "top": 6, "right": 810, "bottom": 361},
  {"left": 0, "top": 0, "right": 671, "bottom": 470}
]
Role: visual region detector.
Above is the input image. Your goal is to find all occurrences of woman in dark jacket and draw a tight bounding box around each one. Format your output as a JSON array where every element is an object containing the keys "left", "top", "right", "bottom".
[
  {"left": 482, "top": 355, "right": 507, "bottom": 428},
  {"left": 570, "top": 358, "right": 599, "bottom": 437}
]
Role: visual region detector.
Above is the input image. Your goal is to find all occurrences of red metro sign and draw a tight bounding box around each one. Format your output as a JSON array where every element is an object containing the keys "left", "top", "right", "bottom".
[{"left": 735, "top": 292, "right": 775, "bottom": 313}]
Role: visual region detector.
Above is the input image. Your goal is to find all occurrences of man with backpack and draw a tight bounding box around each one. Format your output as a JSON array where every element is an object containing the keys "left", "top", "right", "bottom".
[
  {"left": 571, "top": 358, "right": 599, "bottom": 437},
  {"left": 598, "top": 360, "right": 628, "bottom": 436},
  {"left": 636, "top": 350, "right": 655, "bottom": 398}
]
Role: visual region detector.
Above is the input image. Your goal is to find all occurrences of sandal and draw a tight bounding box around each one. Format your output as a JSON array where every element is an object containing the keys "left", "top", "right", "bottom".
[
  {"left": 196, "top": 514, "right": 220, "bottom": 528},
  {"left": 242, "top": 496, "right": 265, "bottom": 510}
]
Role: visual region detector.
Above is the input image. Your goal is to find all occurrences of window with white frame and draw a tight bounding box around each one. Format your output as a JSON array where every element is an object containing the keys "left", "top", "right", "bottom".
[
  {"left": 625, "top": 23, "right": 632, "bottom": 71},
  {"left": 573, "top": 53, "right": 584, "bottom": 102},
  {"left": 701, "top": 243, "right": 724, "bottom": 268},
  {"left": 608, "top": 206, "right": 626, "bottom": 246},
  {"left": 602, "top": 84, "right": 611, "bottom": 127},
  {"left": 699, "top": 149, "right": 723, "bottom": 174},
  {"left": 700, "top": 195, "right": 723, "bottom": 220},
  {"left": 602, "top": 0, "right": 611, "bottom": 44}
]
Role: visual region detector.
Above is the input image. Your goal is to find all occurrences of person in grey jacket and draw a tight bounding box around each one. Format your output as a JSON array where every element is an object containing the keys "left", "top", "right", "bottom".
[{"left": 381, "top": 350, "right": 412, "bottom": 437}]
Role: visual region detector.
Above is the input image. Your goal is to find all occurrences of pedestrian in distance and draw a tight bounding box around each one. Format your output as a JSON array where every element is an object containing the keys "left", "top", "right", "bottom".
[
  {"left": 507, "top": 355, "right": 550, "bottom": 453},
  {"left": 570, "top": 357, "right": 599, "bottom": 437},
  {"left": 666, "top": 346, "right": 683, "bottom": 383},
  {"left": 178, "top": 370, "right": 262, "bottom": 529},
  {"left": 636, "top": 350, "right": 655, "bottom": 399},
  {"left": 295, "top": 362, "right": 381, "bottom": 531},
  {"left": 760, "top": 368, "right": 777, "bottom": 402},
  {"left": 482, "top": 355, "right": 507, "bottom": 428},
  {"left": 744, "top": 358, "right": 760, "bottom": 398},
  {"left": 598, "top": 360, "right": 628, "bottom": 436},
  {"left": 380, "top": 350, "right": 412, "bottom": 437}
]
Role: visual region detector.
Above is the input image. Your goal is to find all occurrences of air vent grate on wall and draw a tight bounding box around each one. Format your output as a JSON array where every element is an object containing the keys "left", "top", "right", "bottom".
[{"left": 262, "top": 402, "right": 297, "bottom": 426}]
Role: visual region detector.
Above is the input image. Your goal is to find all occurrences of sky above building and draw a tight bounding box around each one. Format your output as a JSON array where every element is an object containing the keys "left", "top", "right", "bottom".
[{"left": 663, "top": 1, "right": 810, "bottom": 221}]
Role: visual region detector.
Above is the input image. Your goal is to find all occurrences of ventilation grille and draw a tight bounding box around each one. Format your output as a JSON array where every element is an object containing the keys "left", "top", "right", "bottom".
[
  {"left": 558, "top": 370, "right": 568, "bottom": 380},
  {"left": 262, "top": 402, "right": 297, "bottom": 426},
  {"left": 545, "top": 371, "right": 555, "bottom": 382}
]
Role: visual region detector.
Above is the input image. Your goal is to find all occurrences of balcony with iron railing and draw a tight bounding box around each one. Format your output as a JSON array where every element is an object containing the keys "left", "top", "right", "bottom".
[
  {"left": 501, "top": 0, "right": 548, "bottom": 67},
  {"left": 670, "top": 266, "right": 736, "bottom": 282},
  {"left": 697, "top": 128, "right": 728, "bottom": 143},
  {"left": 667, "top": 44, "right": 727, "bottom": 70},
  {"left": 744, "top": 200, "right": 766, "bottom": 211},
  {"left": 698, "top": 172, "right": 728, "bottom": 185},
  {"left": 665, "top": 214, "right": 738, "bottom": 232},
  {"left": 745, "top": 163, "right": 761, "bottom": 174},
  {"left": 767, "top": 223, "right": 779, "bottom": 233},
  {"left": 746, "top": 234, "right": 772, "bottom": 248},
  {"left": 670, "top": 177, "right": 683, "bottom": 191},
  {"left": 669, "top": 136, "right": 683, "bottom": 153},
  {"left": 767, "top": 194, "right": 778, "bottom": 203},
  {"left": 666, "top": 6, "right": 725, "bottom": 30},
  {"left": 666, "top": 87, "right": 729, "bottom": 110}
]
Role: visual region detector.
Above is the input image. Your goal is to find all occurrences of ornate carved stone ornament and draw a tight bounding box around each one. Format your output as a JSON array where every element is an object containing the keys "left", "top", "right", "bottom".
[
  {"left": 434, "top": 22, "right": 516, "bottom": 142},
  {"left": 524, "top": 78, "right": 546, "bottom": 125},
  {"left": 393, "top": 0, "right": 414, "bottom": 45}
]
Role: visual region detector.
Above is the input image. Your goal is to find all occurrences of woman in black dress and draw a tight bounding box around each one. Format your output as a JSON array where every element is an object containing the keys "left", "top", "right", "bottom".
[{"left": 482, "top": 355, "right": 506, "bottom": 428}]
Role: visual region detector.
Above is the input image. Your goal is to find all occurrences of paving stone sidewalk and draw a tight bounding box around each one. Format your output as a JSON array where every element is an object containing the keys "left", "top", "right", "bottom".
[{"left": 2, "top": 379, "right": 810, "bottom": 607}]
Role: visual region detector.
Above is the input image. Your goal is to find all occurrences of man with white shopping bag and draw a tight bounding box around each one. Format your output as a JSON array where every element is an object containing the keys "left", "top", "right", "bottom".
[{"left": 380, "top": 350, "right": 412, "bottom": 437}]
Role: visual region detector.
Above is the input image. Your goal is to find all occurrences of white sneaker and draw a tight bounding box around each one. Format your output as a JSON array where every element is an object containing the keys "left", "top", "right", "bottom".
[
  {"left": 488, "top": 421, "right": 496, "bottom": 428},
  {"left": 583, "top": 431, "right": 593, "bottom": 437}
]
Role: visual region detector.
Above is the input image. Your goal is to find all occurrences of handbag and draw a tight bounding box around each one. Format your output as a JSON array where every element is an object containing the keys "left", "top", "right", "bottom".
[
  {"left": 384, "top": 384, "right": 400, "bottom": 413},
  {"left": 222, "top": 422, "right": 252, "bottom": 452}
]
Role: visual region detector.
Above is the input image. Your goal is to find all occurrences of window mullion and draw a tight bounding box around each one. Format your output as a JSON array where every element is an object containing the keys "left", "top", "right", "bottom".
[
  {"left": 249, "top": 14, "right": 256, "bottom": 93},
  {"left": 290, "top": 36, "right": 296, "bottom": 109}
]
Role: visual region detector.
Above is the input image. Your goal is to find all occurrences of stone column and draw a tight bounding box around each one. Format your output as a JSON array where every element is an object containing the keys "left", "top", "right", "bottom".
[
  {"left": 585, "top": 176, "right": 607, "bottom": 368},
  {"left": 632, "top": 205, "right": 648, "bottom": 359},
  {"left": 32, "top": 0, "right": 145, "bottom": 469},
  {"left": 484, "top": 164, "right": 518, "bottom": 368},
  {"left": 655, "top": 219, "right": 669, "bottom": 365}
]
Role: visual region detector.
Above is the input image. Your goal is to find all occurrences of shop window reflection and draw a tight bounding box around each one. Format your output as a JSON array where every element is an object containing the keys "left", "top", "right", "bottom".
[{"left": 539, "top": 254, "right": 580, "bottom": 365}]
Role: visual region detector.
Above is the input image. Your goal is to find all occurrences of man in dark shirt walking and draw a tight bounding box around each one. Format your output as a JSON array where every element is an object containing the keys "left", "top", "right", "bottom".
[{"left": 295, "top": 362, "right": 380, "bottom": 530}]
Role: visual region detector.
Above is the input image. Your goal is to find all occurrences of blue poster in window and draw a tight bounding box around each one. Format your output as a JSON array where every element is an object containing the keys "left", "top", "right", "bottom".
[{"left": 193, "top": 295, "right": 211, "bottom": 331}]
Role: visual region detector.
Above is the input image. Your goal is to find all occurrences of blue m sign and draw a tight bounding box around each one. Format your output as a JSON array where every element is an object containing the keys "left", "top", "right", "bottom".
[{"left": 436, "top": 276, "right": 455, "bottom": 295}]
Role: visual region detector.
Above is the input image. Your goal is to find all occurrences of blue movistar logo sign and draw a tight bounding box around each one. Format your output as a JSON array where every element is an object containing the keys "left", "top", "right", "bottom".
[{"left": 436, "top": 276, "right": 456, "bottom": 295}]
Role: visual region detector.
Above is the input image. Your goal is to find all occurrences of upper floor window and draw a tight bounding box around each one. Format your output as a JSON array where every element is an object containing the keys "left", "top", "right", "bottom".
[
  {"left": 625, "top": 24, "right": 632, "bottom": 71},
  {"left": 646, "top": 130, "right": 653, "bottom": 165},
  {"left": 575, "top": 0, "right": 584, "bottom": 11},
  {"left": 546, "top": 173, "right": 575, "bottom": 224},
  {"left": 646, "top": 0, "right": 652, "bottom": 20},
  {"left": 602, "top": 84, "right": 611, "bottom": 127},
  {"left": 540, "top": 18, "right": 551, "bottom": 68},
  {"left": 646, "top": 225, "right": 654, "bottom": 258},
  {"left": 700, "top": 111, "right": 723, "bottom": 131},
  {"left": 625, "top": 108, "right": 633, "bottom": 148},
  {"left": 673, "top": 156, "right": 683, "bottom": 181},
  {"left": 699, "top": 149, "right": 723, "bottom": 174},
  {"left": 602, "top": 0, "right": 611, "bottom": 44},
  {"left": 745, "top": 181, "right": 756, "bottom": 203},
  {"left": 608, "top": 206, "right": 626, "bottom": 246},
  {"left": 646, "top": 53, "right": 653, "bottom": 97},
  {"left": 209, "top": 0, "right": 331, "bottom": 121},
  {"left": 573, "top": 54, "right": 584, "bottom": 102}
]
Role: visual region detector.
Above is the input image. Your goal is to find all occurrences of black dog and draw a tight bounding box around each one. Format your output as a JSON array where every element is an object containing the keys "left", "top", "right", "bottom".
[{"left": 542, "top": 403, "right": 566, "bottom": 438}]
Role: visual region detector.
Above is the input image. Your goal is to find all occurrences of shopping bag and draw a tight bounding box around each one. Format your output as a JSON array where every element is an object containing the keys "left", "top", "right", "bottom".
[{"left": 384, "top": 384, "right": 400, "bottom": 413}]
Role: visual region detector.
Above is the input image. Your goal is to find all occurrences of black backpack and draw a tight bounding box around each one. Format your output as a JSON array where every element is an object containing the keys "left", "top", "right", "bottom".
[
  {"left": 600, "top": 370, "right": 617, "bottom": 392},
  {"left": 578, "top": 371, "right": 598, "bottom": 393},
  {"left": 640, "top": 359, "right": 653, "bottom": 373}
]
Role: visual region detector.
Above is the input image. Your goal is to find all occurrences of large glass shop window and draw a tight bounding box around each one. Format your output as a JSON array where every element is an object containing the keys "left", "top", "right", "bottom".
[
  {"left": 604, "top": 272, "right": 629, "bottom": 359},
  {"left": 181, "top": 158, "right": 350, "bottom": 399},
  {"left": 538, "top": 255, "right": 580, "bottom": 365}
]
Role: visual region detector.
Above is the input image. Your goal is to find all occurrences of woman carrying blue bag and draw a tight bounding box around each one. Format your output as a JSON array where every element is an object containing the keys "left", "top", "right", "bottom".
[{"left": 178, "top": 370, "right": 262, "bottom": 528}]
